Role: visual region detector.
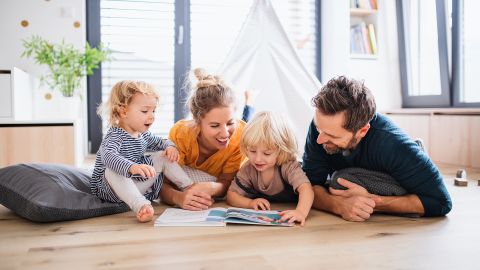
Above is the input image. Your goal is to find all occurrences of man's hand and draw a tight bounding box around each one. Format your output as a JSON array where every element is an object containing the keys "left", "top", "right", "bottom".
[
  {"left": 335, "top": 195, "right": 381, "bottom": 221},
  {"left": 329, "top": 178, "right": 371, "bottom": 197},
  {"left": 327, "top": 179, "right": 382, "bottom": 221}
]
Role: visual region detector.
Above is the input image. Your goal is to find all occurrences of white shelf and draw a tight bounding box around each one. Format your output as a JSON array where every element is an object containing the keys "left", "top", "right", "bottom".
[
  {"left": 350, "top": 8, "right": 378, "bottom": 17},
  {"left": 350, "top": 54, "right": 378, "bottom": 60},
  {"left": 349, "top": 0, "right": 378, "bottom": 57}
]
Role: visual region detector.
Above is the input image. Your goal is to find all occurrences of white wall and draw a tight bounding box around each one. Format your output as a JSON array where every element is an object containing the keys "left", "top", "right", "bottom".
[
  {"left": 0, "top": 0, "right": 87, "bottom": 160},
  {"left": 321, "top": 1, "right": 402, "bottom": 110},
  {"left": 0, "top": 0, "right": 86, "bottom": 77}
]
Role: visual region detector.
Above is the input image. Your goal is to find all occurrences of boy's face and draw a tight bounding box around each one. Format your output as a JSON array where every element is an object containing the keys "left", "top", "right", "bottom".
[
  {"left": 245, "top": 144, "right": 279, "bottom": 172},
  {"left": 119, "top": 93, "right": 157, "bottom": 136}
]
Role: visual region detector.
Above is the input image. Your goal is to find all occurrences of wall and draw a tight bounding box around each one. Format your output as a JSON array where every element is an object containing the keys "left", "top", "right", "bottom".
[
  {"left": 0, "top": 0, "right": 85, "bottom": 77},
  {"left": 0, "top": 0, "right": 87, "bottom": 159},
  {"left": 321, "top": 0, "right": 402, "bottom": 111}
]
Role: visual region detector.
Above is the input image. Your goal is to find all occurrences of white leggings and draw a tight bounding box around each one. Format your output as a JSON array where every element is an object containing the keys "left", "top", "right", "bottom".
[{"left": 105, "top": 151, "right": 193, "bottom": 213}]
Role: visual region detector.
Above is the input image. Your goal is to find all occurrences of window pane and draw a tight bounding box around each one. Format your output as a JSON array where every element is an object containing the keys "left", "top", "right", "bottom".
[
  {"left": 190, "top": 0, "right": 317, "bottom": 75},
  {"left": 463, "top": 0, "right": 480, "bottom": 102},
  {"left": 100, "top": 0, "right": 175, "bottom": 137},
  {"left": 271, "top": 0, "right": 317, "bottom": 75},
  {"left": 190, "top": 0, "right": 253, "bottom": 72},
  {"left": 405, "top": 0, "right": 442, "bottom": 96}
]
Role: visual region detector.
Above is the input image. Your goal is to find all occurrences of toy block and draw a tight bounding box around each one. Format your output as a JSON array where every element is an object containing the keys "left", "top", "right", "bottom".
[
  {"left": 456, "top": 169, "right": 467, "bottom": 179},
  {"left": 454, "top": 177, "right": 468, "bottom": 187}
]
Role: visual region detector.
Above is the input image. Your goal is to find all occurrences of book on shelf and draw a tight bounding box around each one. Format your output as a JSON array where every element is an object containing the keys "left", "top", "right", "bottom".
[
  {"left": 350, "top": 23, "right": 377, "bottom": 55},
  {"left": 351, "top": 0, "right": 377, "bottom": 10},
  {"left": 367, "top": 23, "right": 377, "bottom": 54},
  {"left": 154, "top": 207, "right": 294, "bottom": 227}
]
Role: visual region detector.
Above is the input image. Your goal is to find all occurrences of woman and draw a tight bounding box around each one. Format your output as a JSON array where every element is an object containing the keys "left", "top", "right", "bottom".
[{"left": 160, "top": 68, "right": 246, "bottom": 210}]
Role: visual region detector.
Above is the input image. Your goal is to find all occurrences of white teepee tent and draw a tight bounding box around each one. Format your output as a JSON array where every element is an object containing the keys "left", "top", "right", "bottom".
[{"left": 218, "top": 0, "right": 322, "bottom": 153}]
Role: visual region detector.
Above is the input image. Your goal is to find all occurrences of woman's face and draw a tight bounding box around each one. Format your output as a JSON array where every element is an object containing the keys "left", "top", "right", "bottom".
[{"left": 198, "top": 106, "right": 237, "bottom": 151}]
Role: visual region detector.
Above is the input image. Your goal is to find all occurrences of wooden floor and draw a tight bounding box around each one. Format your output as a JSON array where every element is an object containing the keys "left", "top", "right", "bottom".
[{"left": 1, "top": 164, "right": 479, "bottom": 270}]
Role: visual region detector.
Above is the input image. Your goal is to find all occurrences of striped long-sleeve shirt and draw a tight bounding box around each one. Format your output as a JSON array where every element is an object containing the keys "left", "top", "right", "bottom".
[{"left": 91, "top": 127, "right": 175, "bottom": 202}]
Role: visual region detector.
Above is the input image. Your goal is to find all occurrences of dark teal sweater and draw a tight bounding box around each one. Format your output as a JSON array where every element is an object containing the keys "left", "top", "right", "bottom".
[{"left": 302, "top": 113, "right": 452, "bottom": 217}]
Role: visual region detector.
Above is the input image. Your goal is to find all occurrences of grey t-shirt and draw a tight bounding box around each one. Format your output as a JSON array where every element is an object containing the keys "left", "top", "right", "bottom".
[{"left": 229, "top": 160, "right": 310, "bottom": 198}]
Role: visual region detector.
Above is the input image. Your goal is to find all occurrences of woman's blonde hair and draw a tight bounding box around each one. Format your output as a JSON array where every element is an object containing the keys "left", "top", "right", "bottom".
[
  {"left": 98, "top": 80, "right": 159, "bottom": 127},
  {"left": 186, "top": 68, "right": 236, "bottom": 122},
  {"left": 241, "top": 111, "right": 298, "bottom": 165}
]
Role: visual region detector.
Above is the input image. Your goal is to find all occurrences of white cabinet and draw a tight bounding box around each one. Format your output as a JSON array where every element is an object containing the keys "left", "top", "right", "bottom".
[
  {"left": 385, "top": 109, "right": 480, "bottom": 169},
  {"left": 0, "top": 68, "right": 34, "bottom": 121},
  {"left": 0, "top": 71, "right": 12, "bottom": 118}
]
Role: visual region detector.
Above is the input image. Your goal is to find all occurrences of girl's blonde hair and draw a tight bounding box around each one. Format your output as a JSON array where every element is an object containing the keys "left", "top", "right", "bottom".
[
  {"left": 186, "top": 68, "right": 236, "bottom": 123},
  {"left": 98, "top": 80, "right": 159, "bottom": 127},
  {"left": 241, "top": 111, "right": 298, "bottom": 165}
]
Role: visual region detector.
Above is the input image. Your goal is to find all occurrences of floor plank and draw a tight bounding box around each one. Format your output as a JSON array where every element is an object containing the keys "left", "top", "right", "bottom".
[{"left": 0, "top": 165, "right": 479, "bottom": 270}]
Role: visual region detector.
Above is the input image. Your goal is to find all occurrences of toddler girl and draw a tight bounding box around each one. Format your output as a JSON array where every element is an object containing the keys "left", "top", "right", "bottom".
[{"left": 91, "top": 80, "right": 192, "bottom": 222}]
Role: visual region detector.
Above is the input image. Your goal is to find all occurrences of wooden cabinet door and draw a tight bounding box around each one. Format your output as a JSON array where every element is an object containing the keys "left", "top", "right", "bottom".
[{"left": 0, "top": 125, "right": 75, "bottom": 167}]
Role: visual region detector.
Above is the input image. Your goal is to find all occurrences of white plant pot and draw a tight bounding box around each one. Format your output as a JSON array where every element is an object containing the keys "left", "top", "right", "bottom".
[{"left": 33, "top": 89, "right": 81, "bottom": 120}]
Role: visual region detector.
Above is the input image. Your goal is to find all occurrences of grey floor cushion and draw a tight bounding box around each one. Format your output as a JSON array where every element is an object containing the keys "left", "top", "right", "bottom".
[
  {"left": 329, "top": 167, "right": 408, "bottom": 196},
  {"left": 0, "top": 163, "right": 129, "bottom": 222}
]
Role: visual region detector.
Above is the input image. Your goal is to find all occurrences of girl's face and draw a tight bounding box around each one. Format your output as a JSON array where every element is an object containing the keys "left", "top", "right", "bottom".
[
  {"left": 198, "top": 106, "right": 237, "bottom": 151},
  {"left": 119, "top": 93, "right": 157, "bottom": 137},
  {"left": 246, "top": 143, "right": 279, "bottom": 172}
]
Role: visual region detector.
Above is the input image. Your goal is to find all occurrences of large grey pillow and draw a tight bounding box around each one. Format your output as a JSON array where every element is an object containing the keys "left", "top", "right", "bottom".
[{"left": 0, "top": 163, "right": 129, "bottom": 222}]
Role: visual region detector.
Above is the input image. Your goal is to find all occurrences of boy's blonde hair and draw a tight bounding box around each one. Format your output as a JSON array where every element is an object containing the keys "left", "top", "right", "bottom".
[
  {"left": 186, "top": 68, "right": 236, "bottom": 123},
  {"left": 241, "top": 111, "right": 298, "bottom": 165},
  {"left": 98, "top": 80, "right": 159, "bottom": 127}
]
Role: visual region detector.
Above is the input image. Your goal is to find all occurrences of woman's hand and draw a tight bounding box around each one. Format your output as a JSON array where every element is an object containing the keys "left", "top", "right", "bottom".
[
  {"left": 279, "top": 209, "right": 307, "bottom": 226},
  {"left": 174, "top": 187, "right": 214, "bottom": 211},
  {"left": 165, "top": 146, "right": 180, "bottom": 162},
  {"left": 248, "top": 198, "right": 271, "bottom": 210}
]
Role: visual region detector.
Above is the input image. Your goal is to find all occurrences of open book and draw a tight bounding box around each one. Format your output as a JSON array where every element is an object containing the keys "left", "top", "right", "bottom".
[{"left": 154, "top": 207, "right": 293, "bottom": 227}]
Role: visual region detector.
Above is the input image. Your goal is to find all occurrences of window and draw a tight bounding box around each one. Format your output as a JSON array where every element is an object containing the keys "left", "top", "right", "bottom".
[
  {"left": 397, "top": 0, "right": 480, "bottom": 108},
  {"left": 100, "top": 0, "right": 175, "bottom": 137},
  {"left": 396, "top": 0, "right": 450, "bottom": 107}
]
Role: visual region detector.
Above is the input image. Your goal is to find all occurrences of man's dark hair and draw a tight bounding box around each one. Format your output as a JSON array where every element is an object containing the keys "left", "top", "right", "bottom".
[{"left": 312, "top": 76, "right": 376, "bottom": 132}]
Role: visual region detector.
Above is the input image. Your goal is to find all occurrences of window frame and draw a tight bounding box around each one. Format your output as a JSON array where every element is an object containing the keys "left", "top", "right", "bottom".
[{"left": 397, "top": 0, "right": 480, "bottom": 108}]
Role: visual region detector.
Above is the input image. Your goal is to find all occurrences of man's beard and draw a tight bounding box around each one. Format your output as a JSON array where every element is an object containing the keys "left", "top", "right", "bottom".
[{"left": 323, "top": 136, "right": 358, "bottom": 155}]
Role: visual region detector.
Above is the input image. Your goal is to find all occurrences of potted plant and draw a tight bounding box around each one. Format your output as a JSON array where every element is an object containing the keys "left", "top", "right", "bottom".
[{"left": 22, "top": 35, "right": 111, "bottom": 97}]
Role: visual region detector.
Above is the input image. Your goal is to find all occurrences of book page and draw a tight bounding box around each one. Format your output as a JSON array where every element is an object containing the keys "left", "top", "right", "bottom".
[
  {"left": 225, "top": 208, "right": 292, "bottom": 226},
  {"left": 156, "top": 207, "right": 226, "bottom": 223}
]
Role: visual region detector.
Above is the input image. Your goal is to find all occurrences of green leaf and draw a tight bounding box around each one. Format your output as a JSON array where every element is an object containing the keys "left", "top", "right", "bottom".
[{"left": 21, "top": 35, "right": 112, "bottom": 97}]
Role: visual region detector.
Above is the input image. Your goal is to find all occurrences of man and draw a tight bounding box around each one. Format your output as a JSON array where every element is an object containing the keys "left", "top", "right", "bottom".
[{"left": 302, "top": 76, "right": 452, "bottom": 222}]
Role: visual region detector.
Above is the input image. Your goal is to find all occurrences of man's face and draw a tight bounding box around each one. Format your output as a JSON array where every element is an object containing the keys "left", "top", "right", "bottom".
[{"left": 313, "top": 109, "right": 367, "bottom": 155}]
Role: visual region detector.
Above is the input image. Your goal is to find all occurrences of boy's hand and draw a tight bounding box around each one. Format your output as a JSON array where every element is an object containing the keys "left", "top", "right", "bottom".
[
  {"left": 248, "top": 198, "right": 271, "bottom": 210},
  {"left": 165, "top": 146, "right": 180, "bottom": 162},
  {"left": 129, "top": 164, "right": 156, "bottom": 179},
  {"left": 279, "top": 209, "right": 307, "bottom": 226}
]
